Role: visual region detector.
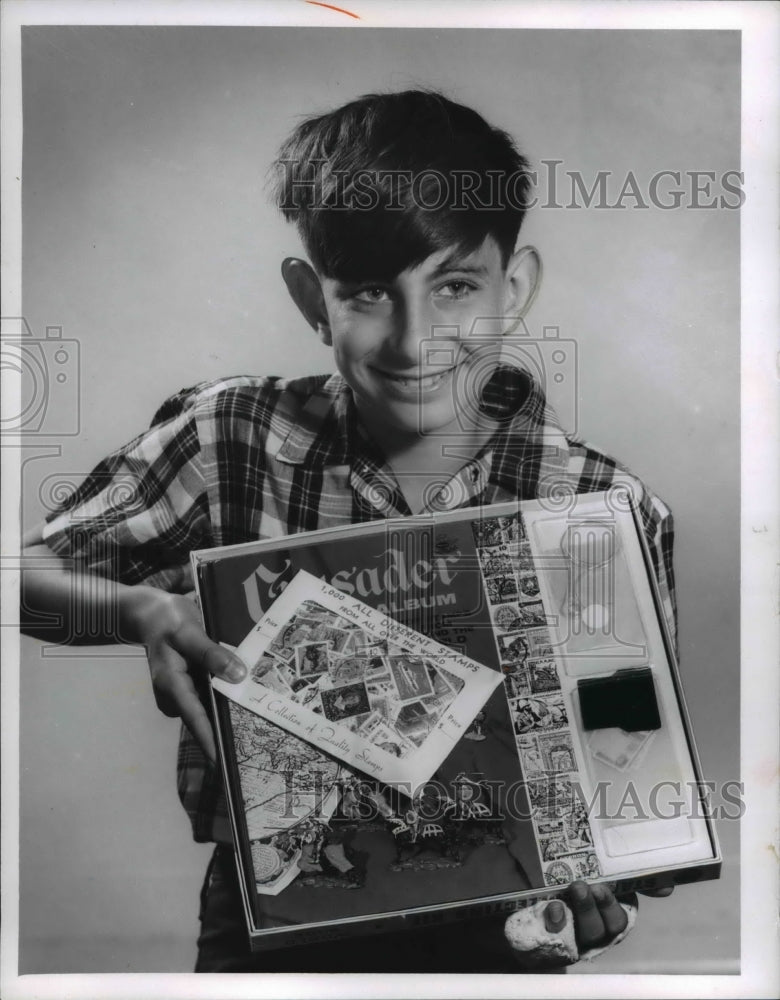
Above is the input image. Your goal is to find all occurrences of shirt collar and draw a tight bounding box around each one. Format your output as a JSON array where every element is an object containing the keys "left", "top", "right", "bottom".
[
  {"left": 482, "top": 366, "right": 572, "bottom": 499},
  {"left": 273, "top": 373, "right": 364, "bottom": 468}
]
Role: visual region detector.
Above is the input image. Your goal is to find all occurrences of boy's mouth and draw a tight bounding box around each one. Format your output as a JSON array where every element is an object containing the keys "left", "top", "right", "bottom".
[{"left": 375, "top": 367, "right": 457, "bottom": 391}]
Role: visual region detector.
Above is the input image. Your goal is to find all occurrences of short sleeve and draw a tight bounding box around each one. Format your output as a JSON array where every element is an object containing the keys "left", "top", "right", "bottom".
[
  {"left": 636, "top": 492, "right": 678, "bottom": 658},
  {"left": 42, "top": 388, "right": 212, "bottom": 589}
]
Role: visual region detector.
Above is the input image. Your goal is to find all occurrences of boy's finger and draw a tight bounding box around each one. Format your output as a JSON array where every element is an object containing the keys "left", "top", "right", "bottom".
[
  {"left": 150, "top": 643, "right": 198, "bottom": 714},
  {"left": 640, "top": 886, "right": 674, "bottom": 898},
  {"left": 168, "top": 619, "right": 246, "bottom": 682},
  {"left": 568, "top": 881, "right": 606, "bottom": 949},
  {"left": 159, "top": 665, "right": 217, "bottom": 763},
  {"left": 149, "top": 642, "right": 219, "bottom": 761},
  {"left": 590, "top": 884, "right": 628, "bottom": 938}
]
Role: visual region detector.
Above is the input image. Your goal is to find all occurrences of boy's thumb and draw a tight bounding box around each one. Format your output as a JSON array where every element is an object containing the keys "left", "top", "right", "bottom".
[
  {"left": 221, "top": 652, "right": 247, "bottom": 683},
  {"left": 544, "top": 900, "right": 567, "bottom": 933},
  {"left": 209, "top": 643, "right": 247, "bottom": 682}
]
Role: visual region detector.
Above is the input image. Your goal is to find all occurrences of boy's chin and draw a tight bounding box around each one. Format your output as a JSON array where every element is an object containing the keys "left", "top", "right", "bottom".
[
  {"left": 353, "top": 386, "right": 486, "bottom": 441},
  {"left": 374, "top": 405, "right": 468, "bottom": 440}
]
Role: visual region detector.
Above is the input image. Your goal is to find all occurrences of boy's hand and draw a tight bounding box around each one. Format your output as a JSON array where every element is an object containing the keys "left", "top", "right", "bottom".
[
  {"left": 124, "top": 587, "right": 247, "bottom": 762},
  {"left": 555, "top": 881, "right": 628, "bottom": 950},
  {"left": 508, "top": 881, "right": 643, "bottom": 969},
  {"left": 532, "top": 882, "right": 672, "bottom": 965}
]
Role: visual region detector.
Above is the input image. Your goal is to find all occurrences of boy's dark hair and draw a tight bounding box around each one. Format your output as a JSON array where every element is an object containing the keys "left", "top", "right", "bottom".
[{"left": 273, "top": 90, "right": 532, "bottom": 282}]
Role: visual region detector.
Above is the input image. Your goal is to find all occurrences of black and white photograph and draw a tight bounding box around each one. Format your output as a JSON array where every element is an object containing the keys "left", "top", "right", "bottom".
[{"left": 3, "top": 0, "right": 778, "bottom": 997}]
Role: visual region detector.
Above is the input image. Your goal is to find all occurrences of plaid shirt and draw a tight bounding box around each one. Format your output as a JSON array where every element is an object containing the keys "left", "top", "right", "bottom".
[{"left": 44, "top": 366, "right": 677, "bottom": 843}]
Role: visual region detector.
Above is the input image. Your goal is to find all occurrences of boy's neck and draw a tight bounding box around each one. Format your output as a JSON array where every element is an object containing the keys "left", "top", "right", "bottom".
[{"left": 359, "top": 415, "right": 498, "bottom": 515}]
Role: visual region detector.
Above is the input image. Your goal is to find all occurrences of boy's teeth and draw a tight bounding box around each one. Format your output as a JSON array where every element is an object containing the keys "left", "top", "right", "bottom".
[{"left": 389, "top": 370, "right": 448, "bottom": 388}]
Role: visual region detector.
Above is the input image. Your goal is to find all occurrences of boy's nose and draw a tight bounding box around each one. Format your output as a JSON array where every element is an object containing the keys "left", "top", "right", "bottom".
[{"left": 389, "top": 300, "right": 438, "bottom": 366}]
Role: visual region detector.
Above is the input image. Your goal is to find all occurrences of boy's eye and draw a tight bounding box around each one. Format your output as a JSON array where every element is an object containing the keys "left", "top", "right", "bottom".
[
  {"left": 437, "top": 280, "right": 475, "bottom": 299},
  {"left": 353, "top": 287, "right": 390, "bottom": 303}
]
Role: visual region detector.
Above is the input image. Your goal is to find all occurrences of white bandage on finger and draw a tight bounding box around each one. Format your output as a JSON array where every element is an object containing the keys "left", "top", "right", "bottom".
[
  {"left": 504, "top": 900, "right": 579, "bottom": 969},
  {"left": 504, "top": 894, "right": 639, "bottom": 969}
]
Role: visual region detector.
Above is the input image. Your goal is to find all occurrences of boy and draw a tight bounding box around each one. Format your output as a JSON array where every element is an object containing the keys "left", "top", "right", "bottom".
[{"left": 21, "top": 90, "right": 674, "bottom": 972}]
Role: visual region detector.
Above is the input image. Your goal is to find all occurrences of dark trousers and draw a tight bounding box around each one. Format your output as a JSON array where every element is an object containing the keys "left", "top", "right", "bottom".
[{"left": 195, "top": 844, "right": 531, "bottom": 973}]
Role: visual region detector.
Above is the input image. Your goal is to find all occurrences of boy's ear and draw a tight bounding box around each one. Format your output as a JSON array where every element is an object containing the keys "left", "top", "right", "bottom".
[
  {"left": 502, "top": 246, "right": 542, "bottom": 335},
  {"left": 281, "top": 258, "right": 332, "bottom": 346}
]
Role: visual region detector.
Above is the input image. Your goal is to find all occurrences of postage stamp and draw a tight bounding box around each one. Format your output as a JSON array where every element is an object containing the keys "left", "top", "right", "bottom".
[
  {"left": 339, "top": 711, "right": 372, "bottom": 733},
  {"left": 513, "top": 693, "right": 569, "bottom": 734},
  {"left": 250, "top": 655, "right": 293, "bottom": 694},
  {"left": 479, "top": 545, "right": 514, "bottom": 578},
  {"left": 438, "top": 665, "right": 465, "bottom": 695},
  {"left": 515, "top": 601, "right": 549, "bottom": 627},
  {"left": 517, "top": 734, "right": 545, "bottom": 775},
  {"left": 471, "top": 517, "right": 503, "bottom": 548},
  {"left": 543, "top": 859, "right": 575, "bottom": 885},
  {"left": 389, "top": 656, "right": 435, "bottom": 702},
  {"left": 266, "top": 621, "right": 305, "bottom": 662},
  {"left": 491, "top": 603, "right": 523, "bottom": 632},
  {"left": 517, "top": 570, "right": 541, "bottom": 600},
  {"left": 550, "top": 851, "right": 600, "bottom": 881},
  {"left": 504, "top": 669, "right": 531, "bottom": 699},
  {"left": 527, "top": 774, "right": 574, "bottom": 820},
  {"left": 326, "top": 655, "right": 367, "bottom": 686},
  {"left": 527, "top": 657, "right": 561, "bottom": 694},
  {"left": 564, "top": 801, "right": 594, "bottom": 850},
  {"left": 366, "top": 690, "right": 391, "bottom": 720},
  {"left": 537, "top": 731, "right": 577, "bottom": 772},
  {"left": 526, "top": 627, "right": 555, "bottom": 659},
  {"left": 515, "top": 541, "right": 535, "bottom": 571},
  {"left": 497, "top": 514, "right": 525, "bottom": 544},
  {"left": 291, "top": 677, "right": 324, "bottom": 710},
  {"left": 498, "top": 632, "right": 530, "bottom": 667},
  {"left": 485, "top": 573, "right": 519, "bottom": 605},
  {"left": 364, "top": 654, "right": 390, "bottom": 674},
  {"left": 358, "top": 712, "right": 415, "bottom": 758},
  {"left": 393, "top": 700, "right": 436, "bottom": 746},
  {"left": 295, "top": 640, "right": 331, "bottom": 678},
  {"left": 538, "top": 817, "right": 569, "bottom": 861},
  {"left": 426, "top": 662, "right": 454, "bottom": 699},
  {"left": 320, "top": 682, "right": 372, "bottom": 722},
  {"left": 313, "top": 624, "right": 354, "bottom": 654}
]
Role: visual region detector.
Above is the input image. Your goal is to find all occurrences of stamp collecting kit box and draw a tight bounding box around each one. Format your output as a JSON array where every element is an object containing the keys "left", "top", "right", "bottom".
[{"left": 192, "top": 492, "right": 720, "bottom": 951}]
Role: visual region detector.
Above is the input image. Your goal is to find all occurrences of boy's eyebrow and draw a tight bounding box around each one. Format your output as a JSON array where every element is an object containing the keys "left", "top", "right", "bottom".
[
  {"left": 329, "top": 252, "right": 490, "bottom": 287},
  {"left": 429, "top": 253, "right": 490, "bottom": 278}
]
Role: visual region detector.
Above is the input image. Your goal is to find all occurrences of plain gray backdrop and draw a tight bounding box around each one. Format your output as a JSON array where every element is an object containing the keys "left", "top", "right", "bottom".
[{"left": 19, "top": 26, "right": 739, "bottom": 973}]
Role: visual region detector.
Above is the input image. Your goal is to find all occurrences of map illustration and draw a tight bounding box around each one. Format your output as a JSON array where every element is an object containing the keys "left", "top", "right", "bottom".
[{"left": 229, "top": 701, "right": 343, "bottom": 841}]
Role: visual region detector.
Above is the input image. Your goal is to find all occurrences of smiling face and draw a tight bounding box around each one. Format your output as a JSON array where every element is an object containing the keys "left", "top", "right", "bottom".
[{"left": 312, "top": 237, "right": 536, "bottom": 447}]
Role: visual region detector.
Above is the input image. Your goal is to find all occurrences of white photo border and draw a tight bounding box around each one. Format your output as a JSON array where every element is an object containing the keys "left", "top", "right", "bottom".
[{"left": 2, "top": 2, "right": 777, "bottom": 998}]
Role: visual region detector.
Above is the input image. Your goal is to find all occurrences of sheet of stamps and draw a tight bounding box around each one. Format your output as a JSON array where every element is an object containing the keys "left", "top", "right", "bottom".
[
  {"left": 471, "top": 509, "right": 602, "bottom": 884},
  {"left": 213, "top": 570, "right": 503, "bottom": 788}
]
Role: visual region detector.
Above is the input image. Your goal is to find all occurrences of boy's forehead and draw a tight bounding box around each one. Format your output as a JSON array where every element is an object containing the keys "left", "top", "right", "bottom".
[
  {"left": 414, "top": 238, "right": 502, "bottom": 275},
  {"left": 328, "top": 236, "right": 504, "bottom": 284}
]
